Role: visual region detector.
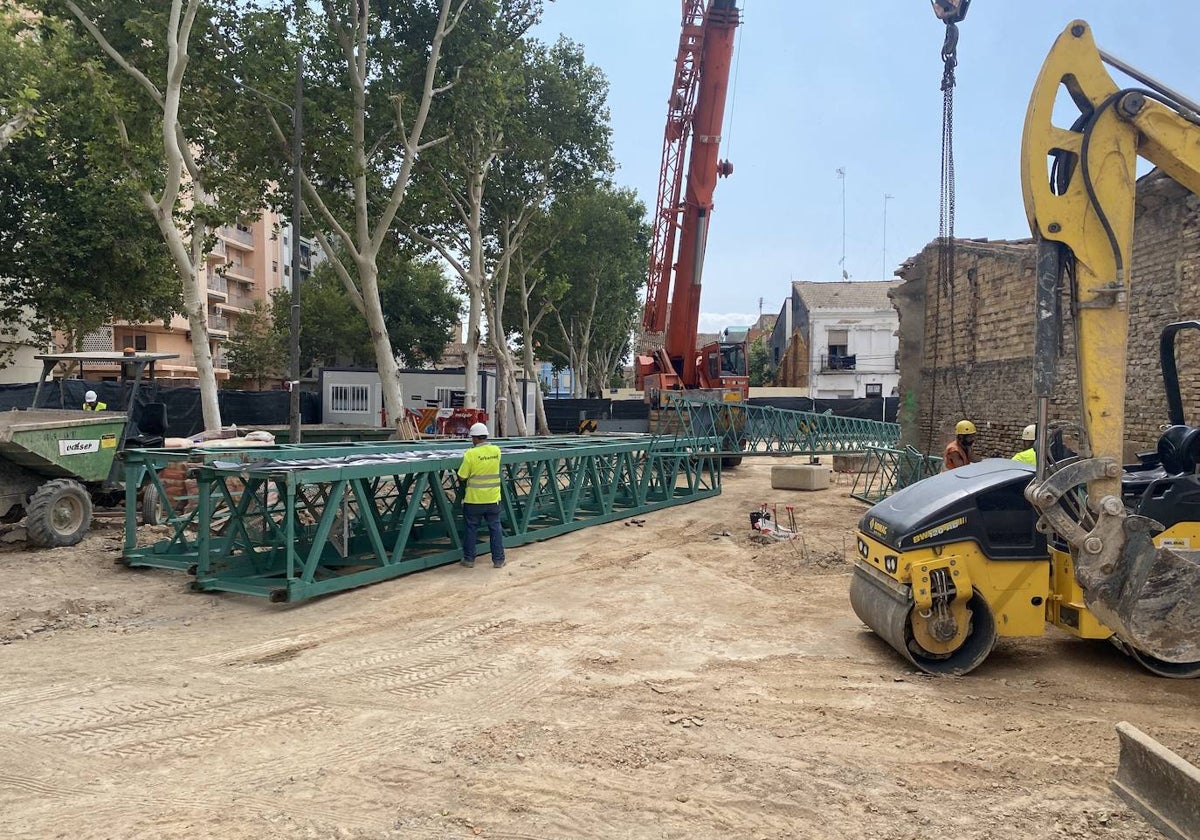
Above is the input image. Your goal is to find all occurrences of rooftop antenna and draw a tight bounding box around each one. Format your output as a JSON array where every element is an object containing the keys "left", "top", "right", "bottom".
[
  {"left": 883, "top": 193, "right": 894, "bottom": 279},
  {"left": 836, "top": 167, "right": 849, "bottom": 279}
]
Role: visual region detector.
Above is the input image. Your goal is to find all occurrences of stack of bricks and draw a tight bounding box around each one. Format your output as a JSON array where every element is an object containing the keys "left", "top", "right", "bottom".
[{"left": 158, "top": 461, "right": 195, "bottom": 511}]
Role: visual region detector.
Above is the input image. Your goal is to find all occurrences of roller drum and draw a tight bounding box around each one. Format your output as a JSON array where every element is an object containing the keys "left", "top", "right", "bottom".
[{"left": 850, "top": 560, "right": 997, "bottom": 676}]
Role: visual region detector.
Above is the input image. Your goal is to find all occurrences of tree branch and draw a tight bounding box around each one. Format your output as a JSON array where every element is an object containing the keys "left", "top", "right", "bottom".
[{"left": 62, "top": 0, "right": 164, "bottom": 107}]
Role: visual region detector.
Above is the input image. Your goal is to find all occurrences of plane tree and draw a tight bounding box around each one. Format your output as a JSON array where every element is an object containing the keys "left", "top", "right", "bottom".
[
  {"left": 0, "top": 8, "right": 179, "bottom": 366},
  {"left": 41, "top": 0, "right": 282, "bottom": 430},
  {"left": 406, "top": 28, "right": 613, "bottom": 434}
]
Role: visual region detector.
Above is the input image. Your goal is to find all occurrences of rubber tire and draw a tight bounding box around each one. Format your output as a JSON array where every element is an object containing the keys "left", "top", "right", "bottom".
[
  {"left": 26, "top": 479, "right": 93, "bottom": 548},
  {"left": 141, "top": 484, "right": 167, "bottom": 526},
  {"left": 1127, "top": 645, "right": 1200, "bottom": 679}
]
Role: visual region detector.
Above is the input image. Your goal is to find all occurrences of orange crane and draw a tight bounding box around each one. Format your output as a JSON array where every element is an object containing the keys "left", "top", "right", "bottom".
[{"left": 636, "top": 0, "right": 748, "bottom": 407}]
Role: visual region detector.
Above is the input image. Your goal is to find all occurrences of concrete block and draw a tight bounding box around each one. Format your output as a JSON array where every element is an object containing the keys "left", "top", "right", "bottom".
[
  {"left": 832, "top": 453, "right": 868, "bottom": 474},
  {"left": 771, "top": 464, "right": 832, "bottom": 491}
]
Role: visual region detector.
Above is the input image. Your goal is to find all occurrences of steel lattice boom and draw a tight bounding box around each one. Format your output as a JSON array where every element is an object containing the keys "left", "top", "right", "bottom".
[
  {"left": 121, "top": 434, "right": 721, "bottom": 602},
  {"left": 653, "top": 395, "right": 901, "bottom": 456}
]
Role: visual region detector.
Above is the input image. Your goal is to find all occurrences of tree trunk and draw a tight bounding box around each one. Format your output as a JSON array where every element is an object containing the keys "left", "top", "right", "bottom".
[{"left": 355, "top": 256, "right": 405, "bottom": 428}]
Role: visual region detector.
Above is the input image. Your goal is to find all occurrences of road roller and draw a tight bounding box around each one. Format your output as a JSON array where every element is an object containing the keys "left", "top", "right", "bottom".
[{"left": 851, "top": 458, "right": 1200, "bottom": 678}]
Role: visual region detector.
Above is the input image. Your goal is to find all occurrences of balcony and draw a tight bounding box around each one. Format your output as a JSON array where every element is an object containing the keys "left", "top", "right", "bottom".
[
  {"left": 206, "top": 270, "right": 228, "bottom": 297},
  {"left": 220, "top": 292, "right": 259, "bottom": 312},
  {"left": 218, "top": 225, "right": 254, "bottom": 249},
  {"left": 208, "top": 314, "right": 230, "bottom": 334},
  {"left": 224, "top": 262, "right": 256, "bottom": 282},
  {"left": 820, "top": 353, "right": 857, "bottom": 372}
]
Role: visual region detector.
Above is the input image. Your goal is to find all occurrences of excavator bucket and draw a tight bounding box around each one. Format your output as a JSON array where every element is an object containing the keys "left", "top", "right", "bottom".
[{"left": 1076, "top": 524, "right": 1200, "bottom": 666}]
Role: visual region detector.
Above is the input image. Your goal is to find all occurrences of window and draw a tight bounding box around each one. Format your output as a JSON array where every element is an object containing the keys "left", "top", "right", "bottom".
[
  {"left": 826, "top": 328, "right": 853, "bottom": 370},
  {"left": 330, "top": 384, "right": 371, "bottom": 414},
  {"left": 272, "top": 261, "right": 278, "bottom": 273},
  {"left": 720, "top": 343, "right": 746, "bottom": 376},
  {"left": 435, "top": 386, "right": 466, "bottom": 408},
  {"left": 865, "top": 383, "right": 883, "bottom": 398}
]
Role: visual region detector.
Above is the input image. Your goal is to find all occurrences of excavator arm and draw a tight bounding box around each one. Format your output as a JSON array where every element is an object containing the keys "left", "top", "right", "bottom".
[{"left": 1021, "top": 20, "right": 1200, "bottom": 664}]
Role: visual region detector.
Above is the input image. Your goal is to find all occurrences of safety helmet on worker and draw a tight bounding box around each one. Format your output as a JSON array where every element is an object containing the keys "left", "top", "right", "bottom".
[
  {"left": 84, "top": 390, "right": 98, "bottom": 403},
  {"left": 1021, "top": 424, "right": 1036, "bottom": 442},
  {"left": 468, "top": 422, "right": 489, "bottom": 438},
  {"left": 955, "top": 419, "right": 977, "bottom": 436}
]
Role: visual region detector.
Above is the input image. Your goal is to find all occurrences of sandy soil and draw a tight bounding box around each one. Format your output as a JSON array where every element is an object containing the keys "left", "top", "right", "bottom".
[{"left": 1, "top": 457, "right": 1197, "bottom": 840}]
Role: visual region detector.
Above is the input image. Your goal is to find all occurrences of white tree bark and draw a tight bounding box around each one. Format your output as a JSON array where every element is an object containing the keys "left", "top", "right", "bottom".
[
  {"left": 298, "top": 0, "right": 467, "bottom": 432},
  {"left": 0, "top": 108, "right": 33, "bottom": 154},
  {"left": 65, "top": 0, "right": 221, "bottom": 430}
]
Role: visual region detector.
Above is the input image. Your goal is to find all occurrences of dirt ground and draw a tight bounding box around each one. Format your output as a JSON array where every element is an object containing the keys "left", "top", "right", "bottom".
[{"left": 1, "top": 456, "right": 1198, "bottom": 840}]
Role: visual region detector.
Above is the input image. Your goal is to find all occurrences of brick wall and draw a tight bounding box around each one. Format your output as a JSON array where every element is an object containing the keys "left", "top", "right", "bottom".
[{"left": 895, "top": 170, "right": 1200, "bottom": 461}]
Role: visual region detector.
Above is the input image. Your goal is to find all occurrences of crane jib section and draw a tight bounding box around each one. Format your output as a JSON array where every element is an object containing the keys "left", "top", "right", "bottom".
[{"left": 643, "top": 1, "right": 741, "bottom": 392}]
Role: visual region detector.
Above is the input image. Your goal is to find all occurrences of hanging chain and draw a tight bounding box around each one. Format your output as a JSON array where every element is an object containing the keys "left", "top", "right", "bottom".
[{"left": 929, "top": 19, "right": 968, "bottom": 456}]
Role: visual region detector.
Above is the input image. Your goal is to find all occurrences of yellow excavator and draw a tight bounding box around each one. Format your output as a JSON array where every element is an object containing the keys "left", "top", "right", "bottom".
[{"left": 850, "top": 19, "right": 1200, "bottom": 678}]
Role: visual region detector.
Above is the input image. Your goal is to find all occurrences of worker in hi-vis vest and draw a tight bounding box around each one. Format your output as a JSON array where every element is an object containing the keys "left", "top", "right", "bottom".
[
  {"left": 456, "top": 422, "right": 506, "bottom": 568},
  {"left": 82, "top": 390, "right": 107, "bottom": 411},
  {"left": 1012, "top": 424, "right": 1037, "bottom": 466}
]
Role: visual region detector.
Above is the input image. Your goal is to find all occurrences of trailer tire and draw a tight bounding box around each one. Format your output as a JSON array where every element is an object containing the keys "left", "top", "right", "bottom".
[
  {"left": 26, "top": 479, "right": 93, "bottom": 548},
  {"left": 141, "top": 484, "right": 167, "bottom": 526}
]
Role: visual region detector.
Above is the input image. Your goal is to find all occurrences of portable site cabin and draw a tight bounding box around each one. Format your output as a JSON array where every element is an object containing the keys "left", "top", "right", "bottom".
[{"left": 319, "top": 367, "right": 536, "bottom": 435}]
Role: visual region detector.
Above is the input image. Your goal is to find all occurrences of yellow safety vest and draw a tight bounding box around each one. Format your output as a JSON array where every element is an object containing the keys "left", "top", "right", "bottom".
[
  {"left": 82, "top": 401, "right": 107, "bottom": 411},
  {"left": 1012, "top": 448, "right": 1036, "bottom": 466},
  {"left": 458, "top": 443, "right": 502, "bottom": 504}
]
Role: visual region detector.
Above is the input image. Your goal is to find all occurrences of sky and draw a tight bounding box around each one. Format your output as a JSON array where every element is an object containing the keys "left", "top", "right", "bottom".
[{"left": 532, "top": 0, "right": 1200, "bottom": 334}]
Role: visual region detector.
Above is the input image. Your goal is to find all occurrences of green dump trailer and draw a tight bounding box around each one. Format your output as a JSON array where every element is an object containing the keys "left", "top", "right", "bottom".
[
  {"left": 0, "top": 351, "right": 177, "bottom": 547},
  {"left": 0, "top": 410, "right": 129, "bottom": 545}
]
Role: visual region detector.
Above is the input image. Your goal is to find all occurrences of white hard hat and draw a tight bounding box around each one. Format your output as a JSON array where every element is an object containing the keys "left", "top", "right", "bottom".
[
  {"left": 85, "top": 390, "right": 97, "bottom": 402},
  {"left": 468, "top": 422, "right": 489, "bottom": 438},
  {"left": 1022, "top": 424, "right": 1036, "bottom": 441}
]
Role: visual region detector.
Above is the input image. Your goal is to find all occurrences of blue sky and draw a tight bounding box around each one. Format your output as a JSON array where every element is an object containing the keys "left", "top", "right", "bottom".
[{"left": 533, "top": 1, "right": 1200, "bottom": 333}]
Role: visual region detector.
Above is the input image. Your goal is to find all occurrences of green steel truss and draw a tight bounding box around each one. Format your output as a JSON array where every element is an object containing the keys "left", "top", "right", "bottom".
[
  {"left": 121, "top": 434, "right": 721, "bottom": 602},
  {"left": 653, "top": 395, "right": 901, "bottom": 456},
  {"left": 849, "top": 445, "right": 944, "bottom": 504}
]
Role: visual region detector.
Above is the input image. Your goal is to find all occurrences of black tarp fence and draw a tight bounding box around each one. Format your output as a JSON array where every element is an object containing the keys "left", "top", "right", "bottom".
[{"left": 0, "top": 381, "right": 321, "bottom": 438}]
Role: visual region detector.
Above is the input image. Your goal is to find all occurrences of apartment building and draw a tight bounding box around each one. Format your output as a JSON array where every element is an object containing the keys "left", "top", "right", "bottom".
[{"left": 110, "top": 211, "right": 285, "bottom": 383}]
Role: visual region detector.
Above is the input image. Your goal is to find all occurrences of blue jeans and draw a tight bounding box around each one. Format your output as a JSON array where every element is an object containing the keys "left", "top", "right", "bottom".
[{"left": 462, "top": 501, "right": 505, "bottom": 564}]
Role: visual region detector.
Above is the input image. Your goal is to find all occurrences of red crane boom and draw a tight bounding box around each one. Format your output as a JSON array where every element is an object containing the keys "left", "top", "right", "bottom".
[{"left": 638, "top": 0, "right": 746, "bottom": 404}]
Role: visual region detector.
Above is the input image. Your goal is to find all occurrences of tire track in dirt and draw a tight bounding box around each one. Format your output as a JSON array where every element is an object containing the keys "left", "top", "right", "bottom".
[
  {"left": 0, "top": 771, "right": 384, "bottom": 831},
  {"left": 4, "top": 690, "right": 342, "bottom": 760},
  {"left": 0, "top": 680, "right": 113, "bottom": 711}
]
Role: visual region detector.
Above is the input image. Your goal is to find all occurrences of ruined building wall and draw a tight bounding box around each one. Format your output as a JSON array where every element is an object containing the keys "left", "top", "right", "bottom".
[{"left": 893, "top": 170, "right": 1200, "bottom": 462}]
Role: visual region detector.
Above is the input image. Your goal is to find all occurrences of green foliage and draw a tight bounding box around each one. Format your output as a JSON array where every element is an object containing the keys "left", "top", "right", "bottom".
[
  {"left": 535, "top": 183, "right": 649, "bottom": 389},
  {"left": 748, "top": 340, "right": 772, "bottom": 387},
  {"left": 41, "top": 0, "right": 284, "bottom": 224},
  {"left": 0, "top": 9, "right": 180, "bottom": 354},
  {"left": 273, "top": 245, "right": 461, "bottom": 371},
  {"left": 225, "top": 300, "right": 285, "bottom": 390}
]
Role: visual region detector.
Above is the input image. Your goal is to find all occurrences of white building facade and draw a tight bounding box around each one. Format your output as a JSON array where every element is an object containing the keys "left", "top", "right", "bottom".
[{"left": 792, "top": 281, "right": 900, "bottom": 399}]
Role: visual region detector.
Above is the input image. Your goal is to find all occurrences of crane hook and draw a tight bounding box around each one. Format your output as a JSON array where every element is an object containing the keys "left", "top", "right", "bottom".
[{"left": 931, "top": 0, "right": 969, "bottom": 25}]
